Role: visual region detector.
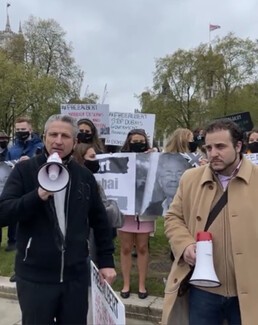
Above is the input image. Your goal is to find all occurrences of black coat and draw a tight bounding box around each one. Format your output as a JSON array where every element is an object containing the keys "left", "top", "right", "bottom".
[{"left": 0, "top": 153, "right": 114, "bottom": 283}]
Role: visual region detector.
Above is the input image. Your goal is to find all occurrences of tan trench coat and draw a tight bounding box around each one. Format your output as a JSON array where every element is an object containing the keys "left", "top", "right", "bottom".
[{"left": 162, "top": 157, "right": 258, "bottom": 325}]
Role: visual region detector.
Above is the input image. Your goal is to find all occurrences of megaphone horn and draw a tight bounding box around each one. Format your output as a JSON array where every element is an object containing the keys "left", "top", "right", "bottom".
[
  {"left": 38, "top": 152, "right": 70, "bottom": 192},
  {"left": 189, "top": 231, "right": 221, "bottom": 288}
]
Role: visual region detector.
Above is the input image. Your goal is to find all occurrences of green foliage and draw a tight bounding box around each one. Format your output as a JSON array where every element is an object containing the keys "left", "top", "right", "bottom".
[
  {"left": 139, "top": 33, "right": 258, "bottom": 137},
  {"left": 0, "top": 228, "right": 15, "bottom": 277},
  {"left": 0, "top": 16, "right": 85, "bottom": 135}
]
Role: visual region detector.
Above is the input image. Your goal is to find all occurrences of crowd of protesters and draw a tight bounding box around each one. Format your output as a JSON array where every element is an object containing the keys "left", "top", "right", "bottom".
[{"left": 0, "top": 115, "right": 258, "bottom": 324}]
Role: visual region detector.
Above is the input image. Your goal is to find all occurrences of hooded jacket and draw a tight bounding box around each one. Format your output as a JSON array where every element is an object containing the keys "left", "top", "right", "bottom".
[{"left": 0, "top": 153, "right": 114, "bottom": 283}]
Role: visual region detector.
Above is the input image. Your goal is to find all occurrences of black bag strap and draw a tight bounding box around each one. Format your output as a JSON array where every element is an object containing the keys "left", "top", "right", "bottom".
[{"left": 204, "top": 188, "right": 228, "bottom": 231}]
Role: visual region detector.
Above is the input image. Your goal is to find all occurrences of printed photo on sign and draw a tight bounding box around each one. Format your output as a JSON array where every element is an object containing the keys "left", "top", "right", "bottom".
[
  {"left": 95, "top": 153, "right": 136, "bottom": 215},
  {"left": 60, "top": 103, "right": 110, "bottom": 137},
  {"left": 140, "top": 153, "right": 192, "bottom": 219}
]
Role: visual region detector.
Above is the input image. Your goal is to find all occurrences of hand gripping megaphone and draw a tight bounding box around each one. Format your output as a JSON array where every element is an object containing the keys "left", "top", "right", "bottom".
[
  {"left": 38, "top": 152, "right": 69, "bottom": 192},
  {"left": 189, "top": 231, "right": 221, "bottom": 287}
]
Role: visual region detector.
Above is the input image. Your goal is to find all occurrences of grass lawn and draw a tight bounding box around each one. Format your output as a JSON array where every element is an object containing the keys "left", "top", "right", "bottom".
[
  {"left": 113, "top": 217, "right": 172, "bottom": 297},
  {"left": 0, "top": 228, "right": 15, "bottom": 276},
  {"left": 0, "top": 217, "right": 171, "bottom": 297}
]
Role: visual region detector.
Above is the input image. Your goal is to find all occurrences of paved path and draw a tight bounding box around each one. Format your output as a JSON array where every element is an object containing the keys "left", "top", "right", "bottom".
[{"left": 0, "top": 297, "right": 156, "bottom": 325}]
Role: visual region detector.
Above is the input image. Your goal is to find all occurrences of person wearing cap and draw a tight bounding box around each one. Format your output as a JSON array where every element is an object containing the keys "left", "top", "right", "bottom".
[
  {"left": 162, "top": 118, "right": 258, "bottom": 325},
  {"left": 77, "top": 118, "right": 105, "bottom": 153}
]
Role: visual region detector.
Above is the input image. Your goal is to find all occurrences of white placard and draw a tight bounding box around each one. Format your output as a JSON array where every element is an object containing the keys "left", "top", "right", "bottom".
[
  {"left": 60, "top": 104, "right": 110, "bottom": 138},
  {"left": 95, "top": 153, "right": 136, "bottom": 215},
  {"left": 105, "top": 112, "right": 155, "bottom": 146},
  {"left": 244, "top": 153, "right": 258, "bottom": 165},
  {"left": 91, "top": 261, "right": 125, "bottom": 325}
]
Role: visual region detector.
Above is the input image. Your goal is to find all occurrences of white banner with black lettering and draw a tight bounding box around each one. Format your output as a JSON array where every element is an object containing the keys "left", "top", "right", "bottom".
[{"left": 91, "top": 261, "right": 125, "bottom": 325}]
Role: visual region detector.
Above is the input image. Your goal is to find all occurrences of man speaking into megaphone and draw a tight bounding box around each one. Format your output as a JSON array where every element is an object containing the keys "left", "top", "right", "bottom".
[{"left": 0, "top": 114, "right": 116, "bottom": 325}]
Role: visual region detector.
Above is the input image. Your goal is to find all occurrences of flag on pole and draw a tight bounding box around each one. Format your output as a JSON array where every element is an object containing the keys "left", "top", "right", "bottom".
[{"left": 209, "top": 24, "right": 221, "bottom": 32}]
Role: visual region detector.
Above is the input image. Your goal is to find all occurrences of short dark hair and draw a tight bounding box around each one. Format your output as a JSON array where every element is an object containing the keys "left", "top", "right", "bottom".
[{"left": 205, "top": 118, "right": 244, "bottom": 149}]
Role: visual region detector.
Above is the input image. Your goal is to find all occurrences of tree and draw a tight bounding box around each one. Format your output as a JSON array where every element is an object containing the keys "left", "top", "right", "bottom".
[
  {"left": 0, "top": 16, "right": 87, "bottom": 133},
  {"left": 23, "top": 16, "right": 84, "bottom": 100},
  {"left": 140, "top": 33, "right": 258, "bottom": 135}
]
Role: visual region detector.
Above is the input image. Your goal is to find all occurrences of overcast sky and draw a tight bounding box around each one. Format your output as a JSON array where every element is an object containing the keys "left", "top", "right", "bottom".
[{"left": 1, "top": 0, "right": 258, "bottom": 112}]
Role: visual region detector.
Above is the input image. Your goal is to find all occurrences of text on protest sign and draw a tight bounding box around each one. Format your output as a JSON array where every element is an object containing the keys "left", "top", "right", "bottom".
[
  {"left": 91, "top": 261, "right": 125, "bottom": 325},
  {"left": 105, "top": 112, "right": 155, "bottom": 146},
  {"left": 60, "top": 104, "right": 110, "bottom": 137}
]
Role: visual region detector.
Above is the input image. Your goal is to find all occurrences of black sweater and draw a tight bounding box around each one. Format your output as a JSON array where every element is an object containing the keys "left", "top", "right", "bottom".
[{"left": 0, "top": 154, "right": 114, "bottom": 283}]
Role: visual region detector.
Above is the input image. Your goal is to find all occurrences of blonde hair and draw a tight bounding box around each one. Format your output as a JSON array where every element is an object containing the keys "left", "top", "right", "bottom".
[{"left": 165, "top": 128, "right": 193, "bottom": 153}]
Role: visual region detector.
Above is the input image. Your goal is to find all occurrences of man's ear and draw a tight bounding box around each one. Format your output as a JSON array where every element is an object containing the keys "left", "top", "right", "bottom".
[
  {"left": 42, "top": 134, "right": 46, "bottom": 145},
  {"left": 236, "top": 140, "right": 242, "bottom": 153},
  {"left": 73, "top": 138, "right": 78, "bottom": 150}
]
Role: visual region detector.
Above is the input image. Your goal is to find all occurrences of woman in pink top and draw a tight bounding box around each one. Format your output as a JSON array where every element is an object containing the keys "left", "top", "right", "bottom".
[{"left": 118, "top": 129, "right": 156, "bottom": 300}]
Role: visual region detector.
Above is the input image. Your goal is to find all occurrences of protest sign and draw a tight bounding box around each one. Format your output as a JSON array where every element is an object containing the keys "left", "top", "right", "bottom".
[
  {"left": 94, "top": 153, "right": 197, "bottom": 219},
  {"left": 217, "top": 112, "right": 253, "bottom": 132},
  {"left": 91, "top": 261, "right": 125, "bottom": 325},
  {"left": 0, "top": 162, "right": 13, "bottom": 195},
  {"left": 95, "top": 153, "right": 136, "bottom": 215},
  {"left": 244, "top": 153, "right": 258, "bottom": 165},
  {"left": 105, "top": 112, "right": 155, "bottom": 146},
  {"left": 60, "top": 103, "right": 110, "bottom": 137}
]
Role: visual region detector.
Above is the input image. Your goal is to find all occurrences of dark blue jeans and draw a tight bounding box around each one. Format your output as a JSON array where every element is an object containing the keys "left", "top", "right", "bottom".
[{"left": 189, "top": 287, "right": 241, "bottom": 325}]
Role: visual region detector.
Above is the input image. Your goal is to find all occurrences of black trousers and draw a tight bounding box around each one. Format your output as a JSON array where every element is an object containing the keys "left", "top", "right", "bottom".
[{"left": 16, "top": 274, "right": 89, "bottom": 325}]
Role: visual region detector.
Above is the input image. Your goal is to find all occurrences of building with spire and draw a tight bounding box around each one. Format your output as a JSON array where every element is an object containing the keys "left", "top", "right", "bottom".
[
  {"left": 0, "top": 4, "right": 22, "bottom": 49},
  {"left": 0, "top": 4, "right": 25, "bottom": 63}
]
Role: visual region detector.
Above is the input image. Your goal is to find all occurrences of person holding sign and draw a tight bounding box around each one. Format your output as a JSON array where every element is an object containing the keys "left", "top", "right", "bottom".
[
  {"left": 77, "top": 118, "right": 105, "bottom": 153},
  {"left": 118, "top": 129, "right": 156, "bottom": 300},
  {"left": 0, "top": 114, "right": 116, "bottom": 325}
]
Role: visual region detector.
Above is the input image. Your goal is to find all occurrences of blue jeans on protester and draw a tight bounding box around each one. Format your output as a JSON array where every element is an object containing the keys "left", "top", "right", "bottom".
[{"left": 189, "top": 286, "right": 241, "bottom": 325}]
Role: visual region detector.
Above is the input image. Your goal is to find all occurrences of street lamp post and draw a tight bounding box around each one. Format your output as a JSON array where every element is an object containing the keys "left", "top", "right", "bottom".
[{"left": 10, "top": 97, "right": 16, "bottom": 143}]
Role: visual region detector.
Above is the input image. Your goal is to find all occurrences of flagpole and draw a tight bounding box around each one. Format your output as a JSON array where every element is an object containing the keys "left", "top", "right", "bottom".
[{"left": 209, "top": 23, "right": 211, "bottom": 47}]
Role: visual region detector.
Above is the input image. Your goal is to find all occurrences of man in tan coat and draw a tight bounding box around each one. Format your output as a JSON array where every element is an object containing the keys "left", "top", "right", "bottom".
[{"left": 162, "top": 118, "right": 258, "bottom": 325}]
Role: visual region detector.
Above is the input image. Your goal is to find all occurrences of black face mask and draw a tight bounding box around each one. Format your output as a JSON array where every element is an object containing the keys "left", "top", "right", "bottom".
[
  {"left": 84, "top": 159, "right": 100, "bottom": 174},
  {"left": 129, "top": 142, "right": 147, "bottom": 153},
  {"left": 248, "top": 142, "right": 258, "bottom": 153},
  {"left": 15, "top": 131, "right": 30, "bottom": 141},
  {"left": 77, "top": 132, "right": 93, "bottom": 143},
  {"left": 188, "top": 141, "right": 198, "bottom": 153},
  {"left": 0, "top": 141, "right": 8, "bottom": 149}
]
